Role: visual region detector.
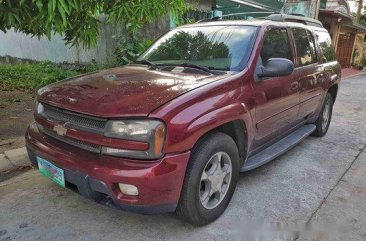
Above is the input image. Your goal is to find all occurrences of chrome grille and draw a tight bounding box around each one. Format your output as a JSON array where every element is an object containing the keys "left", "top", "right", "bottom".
[
  {"left": 42, "top": 104, "right": 107, "bottom": 132},
  {"left": 39, "top": 125, "right": 101, "bottom": 153}
]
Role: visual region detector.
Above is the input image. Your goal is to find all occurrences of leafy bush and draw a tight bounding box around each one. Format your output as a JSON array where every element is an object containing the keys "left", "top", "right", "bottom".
[
  {"left": 0, "top": 61, "right": 83, "bottom": 91},
  {"left": 114, "top": 24, "right": 154, "bottom": 65},
  {"left": 115, "top": 38, "right": 153, "bottom": 65},
  {"left": 360, "top": 14, "right": 366, "bottom": 28}
]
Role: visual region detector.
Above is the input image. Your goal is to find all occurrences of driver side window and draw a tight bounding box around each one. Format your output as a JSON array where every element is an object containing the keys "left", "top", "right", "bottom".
[{"left": 260, "top": 27, "right": 293, "bottom": 64}]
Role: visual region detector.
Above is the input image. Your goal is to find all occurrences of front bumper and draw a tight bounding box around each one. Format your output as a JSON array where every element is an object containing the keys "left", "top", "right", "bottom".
[{"left": 26, "top": 123, "right": 190, "bottom": 214}]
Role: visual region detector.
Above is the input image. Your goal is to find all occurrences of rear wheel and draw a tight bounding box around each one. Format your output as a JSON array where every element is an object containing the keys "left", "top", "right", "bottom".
[
  {"left": 176, "top": 132, "right": 240, "bottom": 226},
  {"left": 312, "top": 92, "right": 333, "bottom": 137}
]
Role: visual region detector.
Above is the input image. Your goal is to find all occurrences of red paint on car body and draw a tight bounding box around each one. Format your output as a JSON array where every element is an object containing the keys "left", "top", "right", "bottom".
[{"left": 26, "top": 20, "right": 341, "bottom": 213}]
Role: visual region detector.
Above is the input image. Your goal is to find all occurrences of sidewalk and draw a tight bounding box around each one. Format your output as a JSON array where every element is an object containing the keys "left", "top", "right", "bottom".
[
  {"left": 341, "top": 67, "right": 365, "bottom": 79},
  {"left": 0, "top": 138, "right": 29, "bottom": 173}
]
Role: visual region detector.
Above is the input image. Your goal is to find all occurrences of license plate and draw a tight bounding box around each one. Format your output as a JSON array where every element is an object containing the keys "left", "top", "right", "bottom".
[{"left": 37, "top": 157, "right": 65, "bottom": 188}]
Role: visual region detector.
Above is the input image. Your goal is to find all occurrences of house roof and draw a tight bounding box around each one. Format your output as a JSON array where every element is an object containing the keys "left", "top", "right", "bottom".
[
  {"left": 319, "top": 9, "right": 353, "bottom": 21},
  {"left": 319, "top": 9, "right": 366, "bottom": 33},
  {"left": 343, "top": 22, "right": 366, "bottom": 33}
]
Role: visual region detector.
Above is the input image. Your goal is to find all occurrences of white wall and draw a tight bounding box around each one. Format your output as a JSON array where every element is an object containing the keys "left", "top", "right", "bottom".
[
  {"left": 0, "top": 29, "right": 79, "bottom": 63},
  {"left": 0, "top": 22, "right": 122, "bottom": 64}
]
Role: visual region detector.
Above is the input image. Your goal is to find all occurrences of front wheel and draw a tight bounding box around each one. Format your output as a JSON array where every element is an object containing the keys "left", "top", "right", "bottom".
[
  {"left": 176, "top": 132, "right": 240, "bottom": 226},
  {"left": 312, "top": 92, "right": 333, "bottom": 137}
]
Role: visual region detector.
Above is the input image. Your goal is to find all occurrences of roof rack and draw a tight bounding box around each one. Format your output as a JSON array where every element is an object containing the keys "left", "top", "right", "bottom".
[{"left": 265, "top": 14, "right": 323, "bottom": 28}]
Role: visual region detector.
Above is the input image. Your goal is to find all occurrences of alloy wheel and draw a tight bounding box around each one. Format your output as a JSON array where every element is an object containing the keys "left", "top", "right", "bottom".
[
  {"left": 199, "top": 152, "right": 232, "bottom": 210},
  {"left": 322, "top": 99, "right": 331, "bottom": 132}
]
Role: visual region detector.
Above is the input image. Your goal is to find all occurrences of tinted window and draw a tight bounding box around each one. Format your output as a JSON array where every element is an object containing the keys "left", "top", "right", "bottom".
[
  {"left": 307, "top": 30, "right": 318, "bottom": 63},
  {"left": 315, "top": 31, "right": 336, "bottom": 62},
  {"left": 260, "top": 28, "right": 293, "bottom": 63},
  {"left": 292, "top": 28, "right": 315, "bottom": 66},
  {"left": 139, "top": 26, "right": 258, "bottom": 71}
]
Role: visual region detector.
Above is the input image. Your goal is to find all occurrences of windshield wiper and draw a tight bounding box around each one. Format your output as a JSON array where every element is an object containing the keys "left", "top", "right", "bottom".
[
  {"left": 133, "top": 59, "right": 160, "bottom": 70},
  {"left": 177, "top": 63, "right": 221, "bottom": 75}
]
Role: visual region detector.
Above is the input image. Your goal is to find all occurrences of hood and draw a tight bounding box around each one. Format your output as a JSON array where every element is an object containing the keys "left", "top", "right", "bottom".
[{"left": 38, "top": 65, "right": 225, "bottom": 117}]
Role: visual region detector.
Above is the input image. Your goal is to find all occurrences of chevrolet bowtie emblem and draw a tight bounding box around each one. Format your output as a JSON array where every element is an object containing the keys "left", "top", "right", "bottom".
[{"left": 53, "top": 125, "right": 67, "bottom": 136}]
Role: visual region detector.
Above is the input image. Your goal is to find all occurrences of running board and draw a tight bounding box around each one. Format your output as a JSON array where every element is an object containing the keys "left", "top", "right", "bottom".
[{"left": 241, "top": 124, "right": 316, "bottom": 172}]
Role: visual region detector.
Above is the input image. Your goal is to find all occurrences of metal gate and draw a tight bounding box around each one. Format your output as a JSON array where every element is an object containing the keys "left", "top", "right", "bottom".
[{"left": 336, "top": 33, "right": 355, "bottom": 68}]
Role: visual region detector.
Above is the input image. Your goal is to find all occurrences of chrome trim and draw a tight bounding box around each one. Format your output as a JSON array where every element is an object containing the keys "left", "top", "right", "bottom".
[
  {"left": 38, "top": 124, "right": 101, "bottom": 153},
  {"left": 40, "top": 104, "right": 107, "bottom": 134}
]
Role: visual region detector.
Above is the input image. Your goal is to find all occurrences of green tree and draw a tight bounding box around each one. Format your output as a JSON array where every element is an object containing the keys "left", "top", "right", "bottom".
[
  {"left": 0, "top": 0, "right": 187, "bottom": 49},
  {"left": 360, "top": 14, "right": 366, "bottom": 27}
]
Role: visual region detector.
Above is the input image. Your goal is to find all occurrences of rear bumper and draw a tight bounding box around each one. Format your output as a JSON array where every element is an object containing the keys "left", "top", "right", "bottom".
[{"left": 26, "top": 122, "right": 190, "bottom": 214}]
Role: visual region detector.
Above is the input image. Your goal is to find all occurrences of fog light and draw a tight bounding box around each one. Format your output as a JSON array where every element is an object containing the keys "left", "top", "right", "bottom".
[{"left": 118, "top": 183, "right": 139, "bottom": 196}]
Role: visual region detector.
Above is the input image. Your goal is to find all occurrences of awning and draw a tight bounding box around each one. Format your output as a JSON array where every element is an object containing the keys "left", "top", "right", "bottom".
[
  {"left": 342, "top": 23, "right": 366, "bottom": 33},
  {"left": 319, "top": 9, "right": 366, "bottom": 33},
  {"left": 319, "top": 9, "right": 353, "bottom": 22},
  {"left": 228, "top": 0, "right": 283, "bottom": 11},
  {"left": 216, "top": 0, "right": 283, "bottom": 19}
]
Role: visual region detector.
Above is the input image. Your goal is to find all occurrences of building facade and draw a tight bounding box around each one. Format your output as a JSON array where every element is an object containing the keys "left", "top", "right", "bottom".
[{"left": 319, "top": 0, "right": 366, "bottom": 68}]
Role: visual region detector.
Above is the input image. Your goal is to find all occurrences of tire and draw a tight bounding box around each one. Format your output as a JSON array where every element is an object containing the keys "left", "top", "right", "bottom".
[
  {"left": 176, "top": 132, "right": 240, "bottom": 226},
  {"left": 312, "top": 92, "right": 333, "bottom": 137}
]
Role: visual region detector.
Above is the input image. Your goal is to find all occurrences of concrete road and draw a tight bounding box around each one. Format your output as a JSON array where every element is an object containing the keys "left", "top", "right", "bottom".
[{"left": 1, "top": 75, "right": 366, "bottom": 241}]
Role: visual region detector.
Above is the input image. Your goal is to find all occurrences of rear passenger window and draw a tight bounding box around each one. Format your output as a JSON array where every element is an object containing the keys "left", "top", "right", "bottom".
[
  {"left": 260, "top": 27, "right": 293, "bottom": 64},
  {"left": 307, "top": 30, "right": 318, "bottom": 63},
  {"left": 315, "top": 31, "right": 336, "bottom": 63},
  {"left": 292, "top": 28, "right": 316, "bottom": 66}
]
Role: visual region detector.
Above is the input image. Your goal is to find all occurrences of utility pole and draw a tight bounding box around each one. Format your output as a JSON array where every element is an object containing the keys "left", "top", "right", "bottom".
[{"left": 356, "top": 0, "right": 363, "bottom": 23}]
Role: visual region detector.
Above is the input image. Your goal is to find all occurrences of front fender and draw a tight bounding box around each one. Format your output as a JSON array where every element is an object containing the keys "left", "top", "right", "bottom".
[
  {"left": 162, "top": 102, "right": 253, "bottom": 154},
  {"left": 148, "top": 71, "right": 256, "bottom": 155}
]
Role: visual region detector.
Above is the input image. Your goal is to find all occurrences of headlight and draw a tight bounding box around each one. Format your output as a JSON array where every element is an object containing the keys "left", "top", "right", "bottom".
[
  {"left": 103, "top": 120, "right": 166, "bottom": 159},
  {"left": 35, "top": 101, "right": 44, "bottom": 115}
]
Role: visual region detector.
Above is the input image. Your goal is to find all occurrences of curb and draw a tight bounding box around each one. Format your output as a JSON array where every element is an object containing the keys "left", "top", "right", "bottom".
[{"left": 0, "top": 147, "right": 30, "bottom": 173}]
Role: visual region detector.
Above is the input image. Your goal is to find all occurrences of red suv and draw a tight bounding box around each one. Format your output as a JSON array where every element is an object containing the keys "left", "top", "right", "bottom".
[{"left": 26, "top": 14, "right": 341, "bottom": 225}]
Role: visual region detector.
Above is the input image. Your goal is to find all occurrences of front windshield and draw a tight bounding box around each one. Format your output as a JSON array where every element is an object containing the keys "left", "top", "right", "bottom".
[{"left": 138, "top": 25, "right": 258, "bottom": 71}]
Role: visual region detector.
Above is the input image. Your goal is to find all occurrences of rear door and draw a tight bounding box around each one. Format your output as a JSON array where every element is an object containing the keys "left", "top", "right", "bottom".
[
  {"left": 291, "top": 27, "right": 323, "bottom": 120},
  {"left": 315, "top": 29, "right": 340, "bottom": 86},
  {"left": 253, "top": 26, "right": 300, "bottom": 147}
]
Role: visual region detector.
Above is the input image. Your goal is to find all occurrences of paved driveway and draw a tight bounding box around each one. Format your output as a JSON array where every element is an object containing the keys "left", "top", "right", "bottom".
[{"left": 1, "top": 75, "right": 366, "bottom": 241}]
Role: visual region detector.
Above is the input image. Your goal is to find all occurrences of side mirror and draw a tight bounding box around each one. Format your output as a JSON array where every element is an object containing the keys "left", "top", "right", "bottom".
[{"left": 257, "top": 58, "right": 294, "bottom": 78}]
